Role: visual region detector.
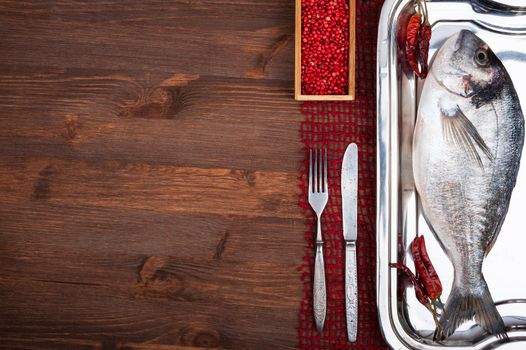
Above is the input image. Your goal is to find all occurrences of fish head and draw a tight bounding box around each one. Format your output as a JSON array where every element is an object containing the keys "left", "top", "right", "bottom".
[{"left": 432, "top": 30, "right": 505, "bottom": 104}]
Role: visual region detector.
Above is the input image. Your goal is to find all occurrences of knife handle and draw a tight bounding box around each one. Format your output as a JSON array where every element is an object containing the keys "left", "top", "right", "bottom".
[
  {"left": 345, "top": 241, "right": 358, "bottom": 342},
  {"left": 313, "top": 241, "right": 326, "bottom": 333}
]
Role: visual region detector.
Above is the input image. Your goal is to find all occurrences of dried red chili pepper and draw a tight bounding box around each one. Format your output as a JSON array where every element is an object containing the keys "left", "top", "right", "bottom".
[
  {"left": 418, "top": 235, "right": 444, "bottom": 310},
  {"left": 405, "top": 14, "right": 422, "bottom": 77},
  {"left": 403, "top": 0, "right": 432, "bottom": 79},
  {"left": 390, "top": 262, "right": 442, "bottom": 334},
  {"left": 390, "top": 263, "right": 429, "bottom": 306},
  {"left": 418, "top": 237, "right": 441, "bottom": 290},
  {"left": 417, "top": 23, "right": 432, "bottom": 79},
  {"left": 417, "top": 0, "right": 432, "bottom": 78},
  {"left": 411, "top": 236, "right": 442, "bottom": 301}
]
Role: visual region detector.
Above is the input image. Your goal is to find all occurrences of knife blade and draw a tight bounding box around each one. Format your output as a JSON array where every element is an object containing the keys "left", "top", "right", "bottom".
[{"left": 342, "top": 142, "right": 358, "bottom": 342}]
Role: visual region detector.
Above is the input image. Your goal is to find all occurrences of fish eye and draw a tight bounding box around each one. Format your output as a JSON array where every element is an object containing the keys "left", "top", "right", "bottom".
[{"left": 475, "top": 49, "right": 489, "bottom": 66}]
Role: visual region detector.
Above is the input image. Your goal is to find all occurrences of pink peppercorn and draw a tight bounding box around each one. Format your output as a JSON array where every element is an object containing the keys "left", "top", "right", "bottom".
[{"left": 301, "top": 0, "right": 349, "bottom": 95}]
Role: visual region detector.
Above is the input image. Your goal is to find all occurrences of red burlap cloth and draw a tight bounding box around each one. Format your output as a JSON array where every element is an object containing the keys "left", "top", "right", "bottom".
[{"left": 297, "top": 1, "right": 388, "bottom": 349}]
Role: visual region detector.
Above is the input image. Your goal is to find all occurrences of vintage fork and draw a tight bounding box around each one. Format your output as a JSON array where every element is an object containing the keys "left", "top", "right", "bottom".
[{"left": 308, "top": 148, "right": 329, "bottom": 333}]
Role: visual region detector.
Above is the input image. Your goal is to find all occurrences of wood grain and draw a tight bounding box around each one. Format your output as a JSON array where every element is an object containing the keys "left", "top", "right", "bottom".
[{"left": 0, "top": 1, "right": 306, "bottom": 349}]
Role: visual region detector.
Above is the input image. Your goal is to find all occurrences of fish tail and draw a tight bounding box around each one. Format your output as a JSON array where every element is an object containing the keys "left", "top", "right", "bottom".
[{"left": 435, "top": 278, "right": 508, "bottom": 341}]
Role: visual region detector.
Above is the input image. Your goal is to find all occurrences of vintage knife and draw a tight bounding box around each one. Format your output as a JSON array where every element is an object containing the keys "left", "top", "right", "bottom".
[{"left": 342, "top": 143, "right": 358, "bottom": 342}]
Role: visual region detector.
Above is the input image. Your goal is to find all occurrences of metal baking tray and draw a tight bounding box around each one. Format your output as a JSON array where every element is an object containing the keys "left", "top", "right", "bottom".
[{"left": 377, "top": 0, "right": 526, "bottom": 349}]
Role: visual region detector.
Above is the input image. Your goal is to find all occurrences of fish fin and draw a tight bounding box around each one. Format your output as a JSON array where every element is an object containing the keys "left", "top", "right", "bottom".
[
  {"left": 441, "top": 106, "right": 494, "bottom": 168},
  {"left": 435, "top": 277, "right": 508, "bottom": 341}
]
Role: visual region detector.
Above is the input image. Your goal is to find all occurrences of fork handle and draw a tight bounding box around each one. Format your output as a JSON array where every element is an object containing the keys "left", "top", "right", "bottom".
[{"left": 313, "top": 241, "right": 326, "bottom": 333}]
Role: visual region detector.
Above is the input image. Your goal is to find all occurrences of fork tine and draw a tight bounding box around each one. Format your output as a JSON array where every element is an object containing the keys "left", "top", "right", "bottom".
[
  {"left": 318, "top": 148, "right": 322, "bottom": 193},
  {"left": 324, "top": 148, "right": 328, "bottom": 192},
  {"left": 320, "top": 148, "right": 325, "bottom": 192},
  {"left": 321, "top": 148, "right": 324, "bottom": 192},
  {"left": 309, "top": 149, "right": 313, "bottom": 193},
  {"left": 319, "top": 148, "right": 323, "bottom": 193},
  {"left": 314, "top": 149, "right": 318, "bottom": 193}
]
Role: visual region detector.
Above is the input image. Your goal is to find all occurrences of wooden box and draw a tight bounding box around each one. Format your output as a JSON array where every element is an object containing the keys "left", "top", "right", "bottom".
[{"left": 295, "top": 0, "right": 356, "bottom": 101}]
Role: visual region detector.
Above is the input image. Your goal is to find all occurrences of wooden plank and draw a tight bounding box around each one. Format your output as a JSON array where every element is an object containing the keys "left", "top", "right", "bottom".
[
  {"left": 0, "top": 0, "right": 307, "bottom": 348},
  {"left": 0, "top": 338, "right": 237, "bottom": 350},
  {"left": 0, "top": 278, "right": 299, "bottom": 349},
  {"left": 0, "top": 157, "right": 301, "bottom": 219},
  {"left": 0, "top": 204, "right": 304, "bottom": 278},
  {"left": 0, "top": 72, "right": 302, "bottom": 173},
  {"left": 0, "top": 338, "right": 100, "bottom": 350},
  {"left": 0, "top": 204, "right": 303, "bottom": 349},
  {"left": 0, "top": 0, "right": 295, "bottom": 81}
]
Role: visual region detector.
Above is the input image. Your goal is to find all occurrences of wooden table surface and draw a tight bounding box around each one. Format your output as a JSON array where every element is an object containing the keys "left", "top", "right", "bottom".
[{"left": 0, "top": 1, "right": 305, "bottom": 349}]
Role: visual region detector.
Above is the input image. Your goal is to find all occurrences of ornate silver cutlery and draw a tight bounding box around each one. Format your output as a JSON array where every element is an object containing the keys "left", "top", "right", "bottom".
[
  {"left": 308, "top": 148, "right": 328, "bottom": 332},
  {"left": 342, "top": 143, "right": 358, "bottom": 342}
]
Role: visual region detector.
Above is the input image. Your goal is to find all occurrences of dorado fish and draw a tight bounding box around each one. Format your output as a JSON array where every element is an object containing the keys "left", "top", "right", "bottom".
[{"left": 413, "top": 30, "right": 524, "bottom": 340}]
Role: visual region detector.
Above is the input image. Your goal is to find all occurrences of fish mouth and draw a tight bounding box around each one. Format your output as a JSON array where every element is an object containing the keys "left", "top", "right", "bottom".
[
  {"left": 432, "top": 66, "right": 499, "bottom": 104},
  {"left": 430, "top": 70, "right": 476, "bottom": 99},
  {"left": 462, "top": 75, "right": 475, "bottom": 98}
]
